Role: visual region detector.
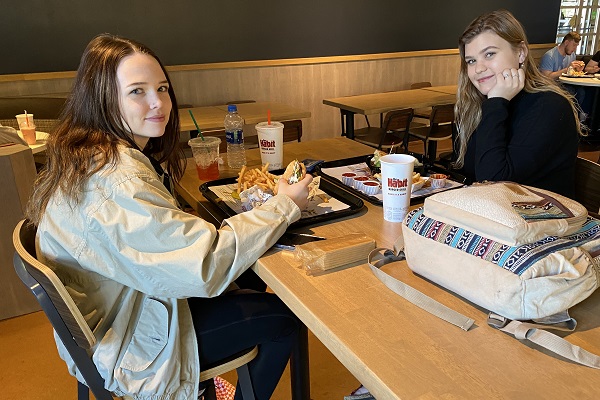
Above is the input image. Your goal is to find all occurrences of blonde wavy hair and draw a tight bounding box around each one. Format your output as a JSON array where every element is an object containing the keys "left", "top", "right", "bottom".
[{"left": 454, "top": 10, "right": 581, "bottom": 168}]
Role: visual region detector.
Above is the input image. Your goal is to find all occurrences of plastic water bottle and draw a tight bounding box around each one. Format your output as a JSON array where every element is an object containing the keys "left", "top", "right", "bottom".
[{"left": 224, "top": 105, "right": 246, "bottom": 169}]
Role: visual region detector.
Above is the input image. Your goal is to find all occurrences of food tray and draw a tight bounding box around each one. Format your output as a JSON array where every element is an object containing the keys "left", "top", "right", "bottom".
[
  {"left": 200, "top": 170, "right": 365, "bottom": 228},
  {"left": 315, "top": 154, "right": 466, "bottom": 206}
]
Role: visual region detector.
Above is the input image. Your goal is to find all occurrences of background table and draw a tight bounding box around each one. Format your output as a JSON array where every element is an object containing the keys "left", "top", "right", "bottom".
[
  {"left": 421, "top": 84, "right": 457, "bottom": 95},
  {"left": 179, "top": 101, "right": 311, "bottom": 132},
  {"left": 16, "top": 130, "right": 47, "bottom": 154},
  {"left": 559, "top": 75, "right": 600, "bottom": 142},
  {"left": 323, "top": 88, "right": 456, "bottom": 139}
]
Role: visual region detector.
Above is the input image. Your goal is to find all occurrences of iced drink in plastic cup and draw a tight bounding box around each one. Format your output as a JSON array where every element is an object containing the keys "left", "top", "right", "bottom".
[
  {"left": 16, "top": 113, "right": 37, "bottom": 145},
  {"left": 255, "top": 121, "right": 283, "bottom": 170},
  {"left": 380, "top": 154, "right": 416, "bottom": 222},
  {"left": 188, "top": 137, "right": 221, "bottom": 181},
  {"left": 20, "top": 126, "right": 37, "bottom": 145}
]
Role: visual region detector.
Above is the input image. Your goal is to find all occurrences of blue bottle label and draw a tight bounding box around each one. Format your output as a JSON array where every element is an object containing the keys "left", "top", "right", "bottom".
[{"left": 226, "top": 130, "right": 244, "bottom": 144}]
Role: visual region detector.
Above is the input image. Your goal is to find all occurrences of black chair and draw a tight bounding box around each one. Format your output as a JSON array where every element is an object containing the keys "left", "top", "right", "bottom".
[
  {"left": 410, "top": 81, "right": 433, "bottom": 122},
  {"left": 574, "top": 157, "right": 600, "bottom": 214},
  {"left": 13, "top": 220, "right": 114, "bottom": 400},
  {"left": 353, "top": 108, "right": 414, "bottom": 152},
  {"left": 13, "top": 220, "right": 258, "bottom": 400},
  {"left": 407, "top": 103, "right": 455, "bottom": 162}
]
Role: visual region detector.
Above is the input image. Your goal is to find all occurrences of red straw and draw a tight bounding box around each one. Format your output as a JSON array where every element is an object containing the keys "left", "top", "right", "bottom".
[
  {"left": 267, "top": 109, "right": 271, "bottom": 125},
  {"left": 24, "top": 110, "right": 30, "bottom": 127}
]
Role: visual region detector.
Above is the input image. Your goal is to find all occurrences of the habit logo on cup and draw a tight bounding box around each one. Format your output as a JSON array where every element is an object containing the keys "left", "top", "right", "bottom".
[
  {"left": 380, "top": 154, "right": 416, "bottom": 222},
  {"left": 255, "top": 121, "right": 284, "bottom": 170},
  {"left": 387, "top": 177, "right": 409, "bottom": 190},
  {"left": 260, "top": 139, "right": 276, "bottom": 148}
]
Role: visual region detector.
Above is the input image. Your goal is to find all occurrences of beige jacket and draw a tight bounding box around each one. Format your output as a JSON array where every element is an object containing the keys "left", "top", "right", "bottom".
[{"left": 36, "top": 146, "right": 300, "bottom": 399}]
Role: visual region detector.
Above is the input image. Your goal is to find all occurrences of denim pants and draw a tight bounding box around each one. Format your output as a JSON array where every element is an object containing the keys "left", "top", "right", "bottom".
[{"left": 188, "top": 289, "right": 299, "bottom": 400}]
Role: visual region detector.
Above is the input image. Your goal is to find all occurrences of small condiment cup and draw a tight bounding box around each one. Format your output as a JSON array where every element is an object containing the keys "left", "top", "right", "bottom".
[
  {"left": 362, "top": 180, "right": 381, "bottom": 195},
  {"left": 342, "top": 172, "right": 357, "bottom": 186},
  {"left": 353, "top": 176, "right": 369, "bottom": 190},
  {"left": 429, "top": 173, "right": 448, "bottom": 189}
]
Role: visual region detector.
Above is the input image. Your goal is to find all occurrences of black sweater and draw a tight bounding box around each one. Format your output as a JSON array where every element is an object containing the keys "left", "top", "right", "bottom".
[{"left": 462, "top": 90, "right": 579, "bottom": 197}]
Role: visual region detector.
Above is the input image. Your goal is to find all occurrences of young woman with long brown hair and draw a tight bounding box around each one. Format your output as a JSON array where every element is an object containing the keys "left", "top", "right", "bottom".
[{"left": 27, "top": 33, "right": 312, "bottom": 400}]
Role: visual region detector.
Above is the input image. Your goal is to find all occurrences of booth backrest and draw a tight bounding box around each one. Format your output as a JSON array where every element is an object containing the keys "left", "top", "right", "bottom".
[{"left": 0, "top": 97, "right": 66, "bottom": 120}]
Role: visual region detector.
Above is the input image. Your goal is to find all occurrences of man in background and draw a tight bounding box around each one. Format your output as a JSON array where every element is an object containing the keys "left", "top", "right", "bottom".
[
  {"left": 540, "top": 32, "right": 584, "bottom": 80},
  {"left": 540, "top": 32, "right": 590, "bottom": 124}
]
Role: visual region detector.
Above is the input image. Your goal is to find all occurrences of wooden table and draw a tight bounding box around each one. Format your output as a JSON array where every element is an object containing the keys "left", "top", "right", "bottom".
[
  {"left": 175, "top": 138, "right": 600, "bottom": 399},
  {"left": 323, "top": 88, "right": 456, "bottom": 139},
  {"left": 179, "top": 101, "right": 311, "bottom": 132},
  {"left": 559, "top": 76, "right": 600, "bottom": 143},
  {"left": 256, "top": 207, "right": 600, "bottom": 400},
  {"left": 178, "top": 106, "right": 227, "bottom": 132},
  {"left": 16, "top": 131, "right": 47, "bottom": 154},
  {"left": 421, "top": 84, "right": 458, "bottom": 95}
]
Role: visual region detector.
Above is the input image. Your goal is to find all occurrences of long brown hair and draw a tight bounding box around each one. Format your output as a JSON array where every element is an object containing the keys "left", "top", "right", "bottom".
[
  {"left": 454, "top": 10, "right": 581, "bottom": 168},
  {"left": 26, "top": 34, "right": 185, "bottom": 225}
]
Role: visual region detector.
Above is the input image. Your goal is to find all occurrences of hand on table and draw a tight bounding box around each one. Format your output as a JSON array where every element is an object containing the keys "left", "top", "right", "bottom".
[
  {"left": 277, "top": 174, "right": 313, "bottom": 210},
  {"left": 488, "top": 68, "right": 525, "bottom": 101}
]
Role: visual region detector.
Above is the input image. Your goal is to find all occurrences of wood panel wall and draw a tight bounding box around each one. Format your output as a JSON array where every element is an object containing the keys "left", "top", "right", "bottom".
[{"left": 0, "top": 45, "right": 552, "bottom": 142}]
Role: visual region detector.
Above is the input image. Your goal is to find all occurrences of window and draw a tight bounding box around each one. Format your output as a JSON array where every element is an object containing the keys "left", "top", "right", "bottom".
[{"left": 557, "top": 0, "right": 599, "bottom": 55}]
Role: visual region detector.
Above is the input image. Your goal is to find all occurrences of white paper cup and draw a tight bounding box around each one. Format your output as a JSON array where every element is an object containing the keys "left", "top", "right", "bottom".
[
  {"left": 255, "top": 121, "right": 284, "bottom": 170},
  {"left": 380, "top": 154, "right": 416, "bottom": 222}
]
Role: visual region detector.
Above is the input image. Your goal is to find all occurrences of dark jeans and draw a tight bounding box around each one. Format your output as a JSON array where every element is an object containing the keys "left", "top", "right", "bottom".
[{"left": 188, "top": 289, "right": 299, "bottom": 400}]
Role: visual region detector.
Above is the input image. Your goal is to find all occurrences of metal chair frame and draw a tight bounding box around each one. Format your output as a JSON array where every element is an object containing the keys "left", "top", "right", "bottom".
[
  {"left": 354, "top": 108, "right": 414, "bottom": 151},
  {"left": 407, "top": 103, "right": 455, "bottom": 162}
]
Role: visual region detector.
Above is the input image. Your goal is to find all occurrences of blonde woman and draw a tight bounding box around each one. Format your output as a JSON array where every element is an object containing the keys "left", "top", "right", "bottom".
[{"left": 455, "top": 10, "right": 580, "bottom": 197}]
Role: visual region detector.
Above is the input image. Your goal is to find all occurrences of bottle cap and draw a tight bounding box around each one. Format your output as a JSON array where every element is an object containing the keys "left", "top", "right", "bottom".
[{"left": 227, "top": 105, "right": 237, "bottom": 112}]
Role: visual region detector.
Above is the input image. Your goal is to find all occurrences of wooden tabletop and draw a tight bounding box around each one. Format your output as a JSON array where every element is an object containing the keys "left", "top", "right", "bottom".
[
  {"left": 175, "top": 138, "right": 600, "bottom": 399},
  {"left": 255, "top": 205, "right": 600, "bottom": 399},
  {"left": 214, "top": 101, "right": 311, "bottom": 124},
  {"left": 323, "top": 88, "right": 456, "bottom": 115},
  {"left": 421, "top": 84, "right": 458, "bottom": 95},
  {"left": 179, "top": 101, "right": 311, "bottom": 132},
  {"left": 16, "top": 131, "right": 47, "bottom": 154},
  {"left": 178, "top": 106, "right": 230, "bottom": 132}
]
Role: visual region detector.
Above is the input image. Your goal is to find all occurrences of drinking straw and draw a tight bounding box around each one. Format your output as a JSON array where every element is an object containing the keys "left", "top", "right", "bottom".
[
  {"left": 188, "top": 110, "right": 205, "bottom": 140},
  {"left": 267, "top": 109, "right": 271, "bottom": 125},
  {"left": 24, "top": 110, "right": 30, "bottom": 127}
]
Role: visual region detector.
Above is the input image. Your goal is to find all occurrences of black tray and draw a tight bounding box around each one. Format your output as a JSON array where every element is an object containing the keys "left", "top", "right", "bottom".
[
  {"left": 199, "top": 170, "right": 365, "bottom": 228},
  {"left": 315, "top": 154, "right": 466, "bottom": 206}
]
